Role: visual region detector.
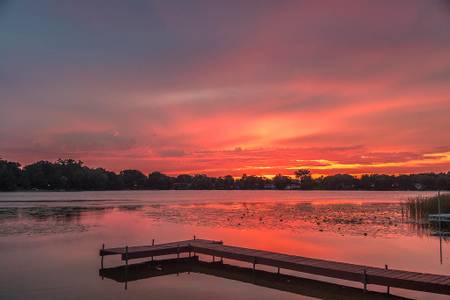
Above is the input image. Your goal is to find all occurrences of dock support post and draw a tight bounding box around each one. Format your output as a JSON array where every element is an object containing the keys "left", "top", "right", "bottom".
[
  {"left": 212, "top": 255, "right": 215, "bottom": 262},
  {"left": 177, "top": 245, "right": 180, "bottom": 260},
  {"left": 124, "top": 245, "right": 128, "bottom": 290},
  {"left": 253, "top": 257, "right": 256, "bottom": 271},
  {"left": 385, "top": 265, "right": 390, "bottom": 294},
  {"left": 151, "top": 239, "right": 155, "bottom": 261},
  {"left": 101, "top": 243, "right": 105, "bottom": 270},
  {"left": 124, "top": 268, "right": 128, "bottom": 290},
  {"left": 363, "top": 269, "right": 367, "bottom": 292},
  {"left": 194, "top": 235, "right": 196, "bottom": 240},
  {"left": 101, "top": 243, "right": 105, "bottom": 280},
  {"left": 277, "top": 267, "right": 280, "bottom": 275},
  {"left": 438, "top": 190, "right": 443, "bottom": 265}
]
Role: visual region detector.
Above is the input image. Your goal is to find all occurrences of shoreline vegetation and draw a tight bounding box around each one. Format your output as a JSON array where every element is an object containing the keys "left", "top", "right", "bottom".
[
  {"left": 1, "top": 158, "right": 449, "bottom": 192},
  {"left": 404, "top": 193, "right": 450, "bottom": 220}
]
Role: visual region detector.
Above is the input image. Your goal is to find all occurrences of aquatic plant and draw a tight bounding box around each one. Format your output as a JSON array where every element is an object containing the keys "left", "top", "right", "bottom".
[{"left": 404, "top": 193, "right": 450, "bottom": 220}]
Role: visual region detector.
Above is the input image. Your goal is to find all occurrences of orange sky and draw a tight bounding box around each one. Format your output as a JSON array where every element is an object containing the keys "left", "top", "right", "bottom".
[{"left": 1, "top": 1, "right": 450, "bottom": 176}]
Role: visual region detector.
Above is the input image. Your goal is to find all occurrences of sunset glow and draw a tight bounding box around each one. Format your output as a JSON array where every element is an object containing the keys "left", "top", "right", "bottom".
[{"left": 1, "top": 0, "right": 449, "bottom": 176}]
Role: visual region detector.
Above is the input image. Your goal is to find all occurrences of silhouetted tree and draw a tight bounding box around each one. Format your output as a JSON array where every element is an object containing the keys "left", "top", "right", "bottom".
[
  {"left": 295, "top": 169, "right": 310, "bottom": 179},
  {"left": 23, "top": 160, "right": 59, "bottom": 190},
  {"left": 359, "top": 174, "right": 395, "bottom": 190},
  {"left": 148, "top": 171, "right": 172, "bottom": 189},
  {"left": 320, "top": 174, "right": 357, "bottom": 190},
  {"left": 106, "top": 171, "right": 123, "bottom": 190},
  {"left": 436, "top": 174, "right": 448, "bottom": 191},
  {"left": 0, "top": 160, "right": 22, "bottom": 191},
  {"left": 0, "top": 157, "right": 449, "bottom": 191},
  {"left": 120, "top": 169, "right": 147, "bottom": 189},
  {"left": 237, "top": 174, "right": 267, "bottom": 189},
  {"left": 191, "top": 174, "right": 214, "bottom": 189},
  {"left": 223, "top": 175, "right": 235, "bottom": 189},
  {"left": 84, "top": 168, "right": 109, "bottom": 190},
  {"left": 55, "top": 159, "right": 86, "bottom": 189},
  {"left": 295, "top": 169, "right": 314, "bottom": 190},
  {"left": 273, "top": 174, "right": 290, "bottom": 190},
  {"left": 175, "top": 174, "right": 193, "bottom": 185}
]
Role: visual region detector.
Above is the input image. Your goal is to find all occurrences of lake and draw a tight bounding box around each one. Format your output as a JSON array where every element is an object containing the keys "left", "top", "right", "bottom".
[{"left": 0, "top": 190, "right": 448, "bottom": 300}]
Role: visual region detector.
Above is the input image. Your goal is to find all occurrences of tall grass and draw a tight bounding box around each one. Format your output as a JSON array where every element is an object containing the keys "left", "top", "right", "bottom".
[{"left": 404, "top": 193, "right": 450, "bottom": 220}]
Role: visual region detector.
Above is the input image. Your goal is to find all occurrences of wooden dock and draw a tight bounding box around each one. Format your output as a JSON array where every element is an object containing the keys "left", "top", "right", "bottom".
[
  {"left": 100, "top": 238, "right": 450, "bottom": 296},
  {"left": 429, "top": 213, "right": 450, "bottom": 222}
]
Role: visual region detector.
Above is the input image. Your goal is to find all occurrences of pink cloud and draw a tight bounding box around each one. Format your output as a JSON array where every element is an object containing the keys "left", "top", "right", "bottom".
[{"left": 1, "top": 1, "right": 449, "bottom": 176}]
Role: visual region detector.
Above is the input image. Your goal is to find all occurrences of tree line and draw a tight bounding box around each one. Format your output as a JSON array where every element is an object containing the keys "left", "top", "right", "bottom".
[{"left": 0, "top": 158, "right": 449, "bottom": 191}]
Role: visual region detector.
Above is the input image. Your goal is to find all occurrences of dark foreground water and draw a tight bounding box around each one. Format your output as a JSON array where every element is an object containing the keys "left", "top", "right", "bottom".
[{"left": 0, "top": 191, "right": 448, "bottom": 300}]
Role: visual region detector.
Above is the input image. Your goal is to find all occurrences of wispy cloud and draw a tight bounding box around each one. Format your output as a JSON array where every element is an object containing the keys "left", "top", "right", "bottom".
[{"left": 0, "top": 0, "right": 449, "bottom": 175}]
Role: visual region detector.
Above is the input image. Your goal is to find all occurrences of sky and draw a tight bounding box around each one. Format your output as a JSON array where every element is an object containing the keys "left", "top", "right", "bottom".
[{"left": 1, "top": 0, "right": 450, "bottom": 177}]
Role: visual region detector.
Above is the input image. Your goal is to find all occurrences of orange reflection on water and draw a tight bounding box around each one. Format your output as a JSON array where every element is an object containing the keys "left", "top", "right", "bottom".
[
  {"left": 2, "top": 198, "right": 450, "bottom": 300},
  {"left": 93, "top": 209, "right": 449, "bottom": 276}
]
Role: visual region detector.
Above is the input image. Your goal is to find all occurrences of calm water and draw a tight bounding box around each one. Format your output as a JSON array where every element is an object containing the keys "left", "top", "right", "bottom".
[{"left": 0, "top": 190, "right": 448, "bottom": 300}]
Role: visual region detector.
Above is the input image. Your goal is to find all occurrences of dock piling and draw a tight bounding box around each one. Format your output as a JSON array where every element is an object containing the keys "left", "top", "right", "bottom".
[
  {"left": 101, "top": 243, "right": 105, "bottom": 269},
  {"left": 101, "top": 243, "right": 105, "bottom": 279},
  {"left": 124, "top": 271, "right": 128, "bottom": 290},
  {"left": 363, "top": 269, "right": 367, "bottom": 292},
  {"left": 151, "top": 239, "right": 155, "bottom": 261},
  {"left": 385, "top": 265, "right": 390, "bottom": 294},
  {"left": 125, "top": 246, "right": 129, "bottom": 266}
]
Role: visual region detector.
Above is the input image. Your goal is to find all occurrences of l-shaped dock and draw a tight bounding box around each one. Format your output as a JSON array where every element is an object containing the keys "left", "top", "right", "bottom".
[{"left": 100, "top": 238, "right": 450, "bottom": 296}]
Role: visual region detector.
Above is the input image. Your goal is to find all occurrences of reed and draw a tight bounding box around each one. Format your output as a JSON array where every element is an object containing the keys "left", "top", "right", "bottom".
[{"left": 404, "top": 193, "right": 450, "bottom": 220}]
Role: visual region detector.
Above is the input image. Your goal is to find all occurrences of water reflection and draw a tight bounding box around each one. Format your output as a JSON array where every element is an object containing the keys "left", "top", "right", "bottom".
[
  {"left": 1, "top": 191, "right": 449, "bottom": 300},
  {"left": 100, "top": 257, "right": 410, "bottom": 300},
  {"left": 0, "top": 201, "right": 446, "bottom": 238}
]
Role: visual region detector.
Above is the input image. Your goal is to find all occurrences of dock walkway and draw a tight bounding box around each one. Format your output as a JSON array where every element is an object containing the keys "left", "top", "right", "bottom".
[
  {"left": 100, "top": 238, "right": 450, "bottom": 295},
  {"left": 429, "top": 213, "right": 450, "bottom": 222}
]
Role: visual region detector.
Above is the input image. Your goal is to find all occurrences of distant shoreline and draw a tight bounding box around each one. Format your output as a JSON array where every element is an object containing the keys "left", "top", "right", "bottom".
[
  {"left": 1, "top": 158, "right": 449, "bottom": 192},
  {"left": 0, "top": 189, "right": 447, "bottom": 193}
]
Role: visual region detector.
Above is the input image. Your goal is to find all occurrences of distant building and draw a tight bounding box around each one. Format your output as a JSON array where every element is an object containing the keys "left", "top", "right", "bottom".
[
  {"left": 414, "top": 183, "right": 423, "bottom": 190},
  {"left": 264, "top": 184, "right": 276, "bottom": 190},
  {"left": 173, "top": 183, "right": 191, "bottom": 190},
  {"left": 286, "top": 184, "right": 301, "bottom": 190}
]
